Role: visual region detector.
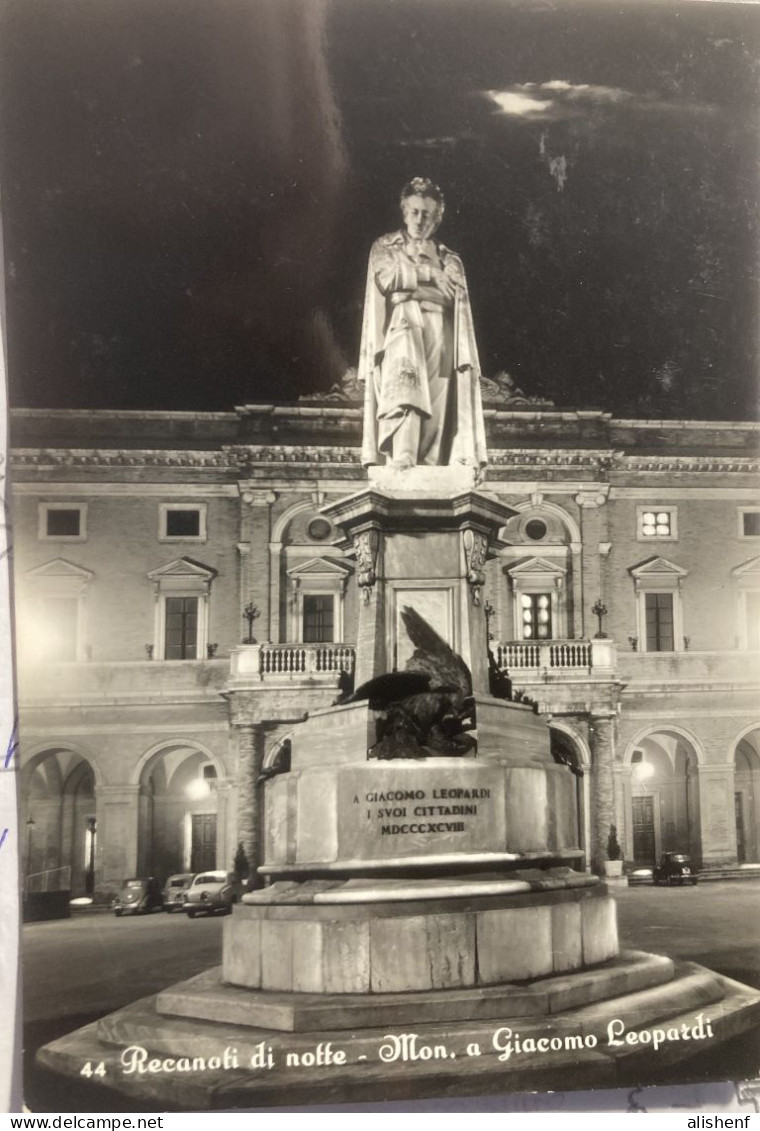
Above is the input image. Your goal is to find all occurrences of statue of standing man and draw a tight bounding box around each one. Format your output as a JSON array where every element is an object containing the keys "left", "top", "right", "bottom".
[{"left": 358, "top": 178, "right": 488, "bottom": 471}]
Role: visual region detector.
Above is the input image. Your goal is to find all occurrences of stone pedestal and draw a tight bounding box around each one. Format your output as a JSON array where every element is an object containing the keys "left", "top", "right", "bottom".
[
  {"left": 322, "top": 469, "right": 517, "bottom": 690},
  {"left": 224, "top": 873, "right": 615, "bottom": 998},
  {"left": 223, "top": 670, "right": 594, "bottom": 1003},
  {"left": 261, "top": 697, "right": 580, "bottom": 878}
]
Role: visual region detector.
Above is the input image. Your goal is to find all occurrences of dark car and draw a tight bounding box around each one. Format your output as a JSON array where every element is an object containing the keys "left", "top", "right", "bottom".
[
  {"left": 183, "top": 871, "right": 242, "bottom": 918},
  {"left": 652, "top": 852, "right": 698, "bottom": 886},
  {"left": 112, "top": 877, "right": 164, "bottom": 916},
  {"left": 162, "top": 873, "right": 195, "bottom": 912}
]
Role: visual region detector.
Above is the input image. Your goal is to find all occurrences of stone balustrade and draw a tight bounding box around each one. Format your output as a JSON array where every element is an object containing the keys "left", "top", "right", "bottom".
[
  {"left": 494, "top": 639, "right": 596, "bottom": 672},
  {"left": 259, "top": 643, "right": 356, "bottom": 676},
  {"left": 229, "top": 643, "right": 355, "bottom": 686}
]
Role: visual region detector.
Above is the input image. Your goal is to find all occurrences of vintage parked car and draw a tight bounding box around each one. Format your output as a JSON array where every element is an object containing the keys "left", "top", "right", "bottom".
[
  {"left": 162, "top": 873, "right": 195, "bottom": 912},
  {"left": 112, "top": 877, "right": 164, "bottom": 916},
  {"left": 183, "top": 871, "right": 242, "bottom": 918},
  {"left": 652, "top": 852, "right": 698, "bottom": 886}
]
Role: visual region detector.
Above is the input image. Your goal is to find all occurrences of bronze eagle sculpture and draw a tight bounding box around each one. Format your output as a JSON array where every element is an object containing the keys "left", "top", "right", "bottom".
[{"left": 348, "top": 606, "right": 476, "bottom": 760}]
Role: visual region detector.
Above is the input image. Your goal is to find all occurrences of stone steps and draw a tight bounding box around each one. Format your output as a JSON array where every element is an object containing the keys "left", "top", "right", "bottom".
[
  {"left": 697, "top": 867, "right": 760, "bottom": 882},
  {"left": 36, "top": 959, "right": 760, "bottom": 1110},
  {"left": 155, "top": 949, "right": 675, "bottom": 1032}
]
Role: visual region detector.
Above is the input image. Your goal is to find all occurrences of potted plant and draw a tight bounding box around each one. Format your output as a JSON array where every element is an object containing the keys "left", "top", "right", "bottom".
[
  {"left": 604, "top": 824, "right": 624, "bottom": 877},
  {"left": 233, "top": 843, "right": 249, "bottom": 888}
]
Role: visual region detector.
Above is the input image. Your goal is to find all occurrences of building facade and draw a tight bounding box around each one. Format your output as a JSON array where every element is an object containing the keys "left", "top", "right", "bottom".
[{"left": 10, "top": 393, "right": 760, "bottom": 896}]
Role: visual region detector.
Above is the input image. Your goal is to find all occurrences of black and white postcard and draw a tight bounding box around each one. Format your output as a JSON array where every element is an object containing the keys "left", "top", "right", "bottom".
[{"left": 2, "top": 0, "right": 760, "bottom": 1114}]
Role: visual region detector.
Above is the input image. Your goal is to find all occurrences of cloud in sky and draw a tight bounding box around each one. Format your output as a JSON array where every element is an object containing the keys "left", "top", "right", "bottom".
[
  {"left": 486, "top": 81, "right": 633, "bottom": 119},
  {"left": 487, "top": 90, "right": 555, "bottom": 117},
  {"left": 485, "top": 81, "right": 716, "bottom": 121}
]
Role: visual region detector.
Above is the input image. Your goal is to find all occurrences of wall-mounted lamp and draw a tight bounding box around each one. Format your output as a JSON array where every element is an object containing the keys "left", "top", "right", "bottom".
[
  {"left": 243, "top": 603, "right": 261, "bottom": 644},
  {"left": 591, "top": 600, "right": 608, "bottom": 639}
]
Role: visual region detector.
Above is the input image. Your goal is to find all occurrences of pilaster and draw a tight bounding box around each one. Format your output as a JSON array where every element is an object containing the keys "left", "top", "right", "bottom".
[
  {"left": 238, "top": 486, "right": 276, "bottom": 642},
  {"left": 232, "top": 722, "right": 267, "bottom": 887},
  {"left": 96, "top": 785, "right": 140, "bottom": 890},
  {"left": 697, "top": 763, "right": 738, "bottom": 868},
  {"left": 574, "top": 489, "right": 609, "bottom": 639},
  {"left": 589, "top": 712, "right": 616, "bottom": 874}
]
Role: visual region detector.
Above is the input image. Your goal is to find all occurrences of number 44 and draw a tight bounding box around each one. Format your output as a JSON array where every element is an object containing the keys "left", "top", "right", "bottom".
[{"left": 80, "top": 1061, "right": 107, "bottom": 1078}]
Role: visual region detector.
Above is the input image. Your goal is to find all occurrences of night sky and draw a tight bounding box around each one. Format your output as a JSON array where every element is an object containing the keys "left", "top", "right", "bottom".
[{"left": 1, "top": 0, "right": 759, "bottom": 419}]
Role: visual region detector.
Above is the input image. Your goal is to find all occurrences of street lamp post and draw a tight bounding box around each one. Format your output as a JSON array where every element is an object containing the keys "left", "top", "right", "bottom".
[
  {"left": 26, "top": 816, "right": 35, "bottom": 878},
  {"left": 483, "top": 600, "right": 495, "bottom": 642},
  {"left": 85, "top": 816, "right": 97, "bottom": 895}
]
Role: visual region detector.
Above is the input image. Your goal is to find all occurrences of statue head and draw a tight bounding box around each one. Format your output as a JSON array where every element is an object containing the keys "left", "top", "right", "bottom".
[{"left": 400, "top": 177, "right": 445, "bottom": 240}]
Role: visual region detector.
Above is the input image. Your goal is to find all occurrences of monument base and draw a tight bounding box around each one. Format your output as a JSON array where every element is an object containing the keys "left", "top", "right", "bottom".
[
  {"left": 224, "top": 870, "right": 616, "bottom": 994},
  {"left": 37, "top": 950, "right": 760, "bottom": 1111}
]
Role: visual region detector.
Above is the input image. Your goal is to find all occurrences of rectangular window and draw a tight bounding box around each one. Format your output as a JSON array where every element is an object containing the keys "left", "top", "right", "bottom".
[
  {"left": 520, "top": 593, "right": 552, "bottom": 640},
  {"left": 166, "top": 509, "right": 200, "bottom": 538},
  {"left": 164, "top": 596, "right": 199, "bottom": 659},
  {"left": 302, "top": 595, "right": 334, "bottom": 643},
  {"left": 39, "top": 503, "right": 87, "bottom": 541},
  {"left": 637, "top": 506, "right": 677, "bottom": 541},
  {"left": 740, "top": 510, "right": 760, "bottom": 538},
  {"left": 746, "top": 592, "right": 760, "bottom": 650},
  {"left": 644, "top": 592, "right": 675, "bottom": 652},
  {"left": 40, "top": 596, "right": 79, "bottom": 661},
  {"left": 159, "top": 504, "right": 206, "bottom": 541},
  {"left": 47, "top": 509, "right": 81, "bottom": 537}
]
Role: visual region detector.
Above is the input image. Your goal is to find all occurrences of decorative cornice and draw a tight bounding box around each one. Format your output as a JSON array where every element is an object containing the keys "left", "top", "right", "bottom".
[
  {"left": 10, "top": 445, "right": 759, "bottom": 475},
  {"left": 10, "top": 408, "right": 238, "bottom": 422},
  {"left": 488, "top": 449, "right": 616, "bottom": 469},
  {"left": 26, "top": 558, "right": 94, "bottom": 583},
  {"left": 229, "top": 445, "right": 362, "bottom": 466},
  {"left": 618, "top": 455, "right": 760, "bottom": 472},
  {"left": 613, "top": 418, "right": 760, "bottom": 431},
  {"left": 10, "top": 446, "right": 363, "bottom": 470},
  {"left": 628, "top": 555, "right": 689, "bottom": 586},
  {"left": 147, "top": 557, "right": 218, "bottom": 583},
  {"left": 11, "top": 448, "right": 239, "bottom": 470}
]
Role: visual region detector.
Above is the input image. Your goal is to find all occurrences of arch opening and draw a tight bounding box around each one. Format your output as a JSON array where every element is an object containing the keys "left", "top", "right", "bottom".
[
  {"left": 137, "top": 744, "right": 221, "bottom": 879},
  {"left": 734, "top": 731, "right": 760, "bottom": 864},
  {"left": 628, "top": 732, "right": 701, "bottom": 867},
  {"left": 22, "top": 748, "right": 97, "bottom": 896}
]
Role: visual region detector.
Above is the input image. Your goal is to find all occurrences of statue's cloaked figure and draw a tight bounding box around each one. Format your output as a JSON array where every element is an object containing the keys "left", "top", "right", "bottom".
[{"left": 358, "top": 178, "right": 488, "bottom": 470}]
